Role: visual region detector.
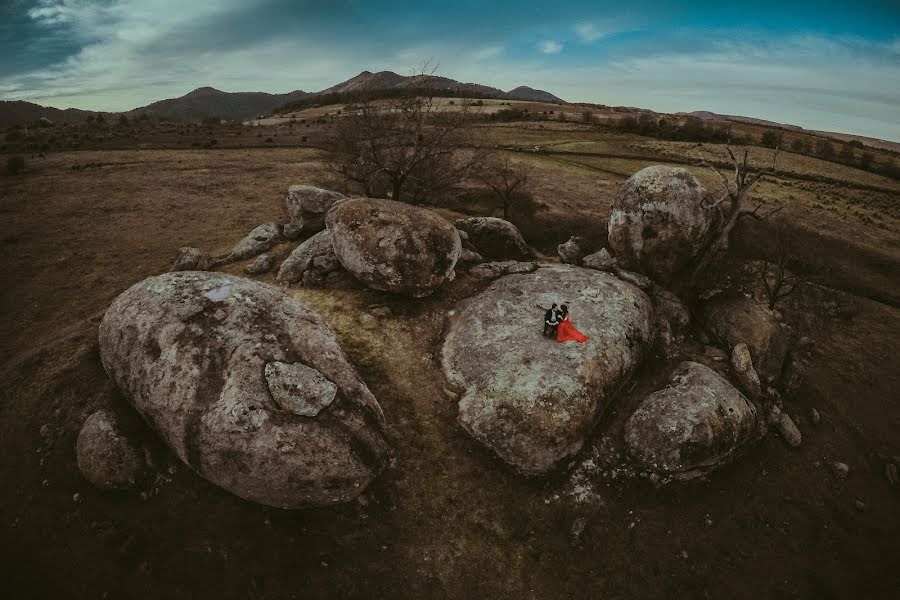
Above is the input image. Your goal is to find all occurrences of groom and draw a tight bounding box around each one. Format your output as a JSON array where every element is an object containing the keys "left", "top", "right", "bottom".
[{"left": 543, "top": 303, "right": 562, "bottom": 338}]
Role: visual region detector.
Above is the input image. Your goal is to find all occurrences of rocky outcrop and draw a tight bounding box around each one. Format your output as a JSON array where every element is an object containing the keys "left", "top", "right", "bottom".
[
  {"left": 327, "top": 198, "right": 461, "bottom": 297},
  {"left": 557, "top": 236, "right": 591, "bottom": 265},
  {"left": 454, "top": 217, "right": 530, "bottom": 261},
  {"left": 276, "top": 230, "right": 340, "bottom": 285},
  {"left": 624, "top": 362, "right": 760, "bottom": 479},
  {"left": 468, "top": 260, "right": 538, "bottom": 279},
  {"left": 98, "top": 272, "right": 390, "bottom": 508},
  {"left": 442, "top": 265, "right": 654, "bottom": 474},
  {"left": 76, "top": 409, "right": 146, "bottom": 491},
  {"left": 245, "top": 254, "right": 275, "bottom": 275},
  {"left": 581, "top": 248, "right": 618, "bottom": 272},
  {"left": 228, "top": 223, "right": 283, "bottom": 261},
  {"left": 285, "top": 185, "right": 346, "bottom": 234},
  {"left": 608, "top": 165, "right": 714, "bottom": 284},
  {"left": 172, "top": 247, "right": 213, "bottom": 271},
  {"left": 697, "top": 291, "right": 788, "bottom": 382}
]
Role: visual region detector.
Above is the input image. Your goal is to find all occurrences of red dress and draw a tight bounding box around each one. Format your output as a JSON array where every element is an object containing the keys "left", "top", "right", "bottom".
[{"left": 557, "top": 314, "right": 588, "bottom": 343}]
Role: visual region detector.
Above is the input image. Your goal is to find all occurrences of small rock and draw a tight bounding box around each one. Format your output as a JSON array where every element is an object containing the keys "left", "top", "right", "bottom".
[
  {"left": 244, "top": 254, "right": 275, "bottom": 275},
  {"left": 459, "top": 248, "right": 484, "bottom": 264},
  {"left": 456, "top": 229, "right": 469, "bottom": 242},
  {"left": 229, "top": 223, "right": 283, "bottom": 261},
  {"left": 809, "top": 408, "right": 821, "bottom": 425},
  {"left": 885, "top": 463, "right": 898, "bottom": 486},
  {"left": 359, "top": 314, "right": 379, "bottom": 331},
  {"left": 172, "top": 247, "right": 213, "bottom": 271},
  {"left": 76, "top": 409, "right": 146, "bottom": 491},
  {"left": 731, "top": 343, "right": 762, "bottom": 399},
  {"left": 570, "top": 517, "right": 587, "bottom": 543},
  {"left": 369, "top": 306, "right": 392, "bottom": 318},
  {"left": 768, "top": 406, "right": 801, "bottom": 447},
  {"left": 853, "top": 499, "right": 866, "bottom": 512},
  {"left": 581, "top": 248, "right": 618, "bottom": 271},
  {"left": 557, "top": 236, "right": 590, "bottom": 265},
  {"left": 282, "top": 222, "right": 305, "bottom": 240},
  {"left": 830, "top": 462, "right": 850, "bottom": 479}
]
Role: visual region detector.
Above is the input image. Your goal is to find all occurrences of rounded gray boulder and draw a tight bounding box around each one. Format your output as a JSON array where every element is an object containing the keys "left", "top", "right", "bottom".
[
  {"left": 608, "top": 165, "right": 714, "bottom": 284},
  {"left": 285, "top": 185, "right": 346, "bottom": 233},
  {"left": 454, "top": 217, "right": 530, "bottom": 261},
  {"left": 327, "top": 198, "right": 461, "bottom": 297},
  {"left": 229, "top": 223, "right": 283, "bottom": 261},
  {"left": 441, "top": 265, "right": 654, "bottom": 474},
  {"left": 98, "top": 272, "right": 390, "bottom": 508},
  {"left": 697, "top": 291, "right": 787, "bottom": 382},
  {"left": 76, "top": 409, "right": 146, "bottom": 491},
  {"left": 276, "top": 229, "right": 340, "bottom": 285},
  {"left": 624, "top": 361, "right": 760, "bottom": 479}
]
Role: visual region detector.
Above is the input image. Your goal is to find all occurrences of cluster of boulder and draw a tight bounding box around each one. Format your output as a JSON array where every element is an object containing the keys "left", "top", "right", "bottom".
[{"left": 81, "top": 165, "right": 807, "bottom": 508}]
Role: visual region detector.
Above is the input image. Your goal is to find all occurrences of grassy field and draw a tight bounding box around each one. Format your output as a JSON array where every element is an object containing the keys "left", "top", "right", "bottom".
[{"left": 1, "top": 116, "right": 899, "bottom": 599}]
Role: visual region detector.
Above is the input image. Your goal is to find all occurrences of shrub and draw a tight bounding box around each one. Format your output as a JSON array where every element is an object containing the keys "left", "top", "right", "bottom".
[{"left": 6, "top": 156, "right": 25, "bottom": 175}]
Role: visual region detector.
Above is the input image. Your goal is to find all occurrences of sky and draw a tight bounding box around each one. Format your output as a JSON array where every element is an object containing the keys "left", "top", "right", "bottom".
[{"left": 2, "top": 0, "right": 899, "bottom": 140}]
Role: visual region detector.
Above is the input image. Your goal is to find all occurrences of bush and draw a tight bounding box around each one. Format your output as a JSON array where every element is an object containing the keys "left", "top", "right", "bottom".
[{"left": 6, "top": 156, "right": 25, "bottom": 175}]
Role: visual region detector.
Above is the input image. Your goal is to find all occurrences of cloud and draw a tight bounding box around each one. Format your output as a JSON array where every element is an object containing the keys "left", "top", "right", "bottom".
[
  {"left": 471, "top": 46, "right": 504, "bottom": 61},
  {"left": 539, "top": 40, "right": 563, "bottom": 54},
  {"left": 574, "top": 22, "right": 607, "bottom": 43}
]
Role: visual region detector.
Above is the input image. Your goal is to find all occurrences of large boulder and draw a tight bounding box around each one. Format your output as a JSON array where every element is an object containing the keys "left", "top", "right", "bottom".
[
  {"left": 98, "top": 272, "right": 390, "bottom": 508},
  {"left": 608, "top": 165, "right": 714, "bottom": 284},
  {"left": 624, "top": 361, "right": 760, "bottom": 479},
  {"left": 276, "top": 230, "right": 340, "bottom": 285},
  {"left": 229, "top": 223, "right": 283, "bottom": 261},
  {"left": 76, "top": 409, "right": 146, "bottom": 491},
  {"left": 327, "top": 198, "right": 461, "bottom": 297},
  {"left": 697, "top": 291, "right": 788, "bottom": 382},
  {"left": 454, "top": 217, "right": 530, "bottom": 261},
  {"left": 441, "top": 265, "right": 654, "bottom": 474},
  {"left": 285, "top": 185, "right": 346, "bottom": 234}
]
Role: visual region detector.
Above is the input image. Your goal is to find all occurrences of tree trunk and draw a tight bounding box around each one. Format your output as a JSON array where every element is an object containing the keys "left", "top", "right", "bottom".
[{"left": 392, "top": 178, "right": 403, "bottom": 203}]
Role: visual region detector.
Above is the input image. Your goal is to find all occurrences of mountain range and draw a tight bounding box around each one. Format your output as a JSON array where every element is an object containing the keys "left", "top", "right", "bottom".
[{"left": 0, "top": 70, "right": 563, "bottom": 127}]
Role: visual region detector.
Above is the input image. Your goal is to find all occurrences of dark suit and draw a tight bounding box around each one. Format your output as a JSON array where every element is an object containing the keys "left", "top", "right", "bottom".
[{"left": 543, "top": 309, "right": 562, "bottom": 337}]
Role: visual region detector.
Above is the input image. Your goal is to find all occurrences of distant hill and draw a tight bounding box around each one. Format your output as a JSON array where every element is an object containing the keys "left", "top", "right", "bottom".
[
  {"left": 125, "top": 87, "right": 309, "bottom": 121},
  {"left": 0, "top": 101, "right": 97, "bottom": 128},
  {"left": 506, "top": 86, "right": 563, "bottom": 103},
  {"left": 689, "top": 110, "right": 900, "bottom": 152},
  {"left": 1, "top": 72, "right": 562, "bottom": 127}
]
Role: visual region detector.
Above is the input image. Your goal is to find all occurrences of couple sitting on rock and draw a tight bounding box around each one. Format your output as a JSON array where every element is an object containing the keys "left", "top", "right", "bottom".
[{"left": 543, "top": 303, "right": 588, "bottom": 343}]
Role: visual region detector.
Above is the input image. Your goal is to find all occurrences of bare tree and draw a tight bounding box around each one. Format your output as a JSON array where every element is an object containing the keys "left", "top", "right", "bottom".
[
  {"left": 478, "top": 154, "right": 535, "bottom": 220},
  {"left": 755, "top": 224, "right": 798, "bottom": 309},
  {"left": 690, "top": 146, "right": 782, "bottom": 283},
  {"left": 330, "top": 63, "right": 480, "bottom": 204}
]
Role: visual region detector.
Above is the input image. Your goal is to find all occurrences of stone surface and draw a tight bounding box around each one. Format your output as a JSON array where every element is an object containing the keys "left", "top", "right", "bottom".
[
  {"left": 245, "top": 254, "right": 275, "bottom": 275},
  {"left": 229, "top": 223, "right": 283, "bottom": 261},
  {"left": 327, "top": 198, "right": 461, "bottom": 296},
  {"left": 285, "top": 185, "right": 346, "bottom": 233},
  {"left": 442, "top": 265, "right": 654, "bottom": 474},
  {"left": 612, "top": 267, "right": 652, "bottom": 290},
  {"left": 651, "top": 288, "right": 691, "bottom": 341},
  {"left": 608, "top": 165, "right": 714, "bottom": 284},
  {"left": 276, "top": 230, "right": 339, "bottom": 285},
  {"left": 697, "top": 291, "right": 788, "bottom": 382},
  {"left": 98, "top": 272, "right": 390, "bottom": 508},
  {"left": 581, "top": 248, "right": 618, "bottom": 271},
  {"left": 454, "top": 217, "right": 530, "bottom": 261},
  {"left": 557, "top": 236, "right": 590, "bottom": 265},
  {"left": 172, "top": 247, "right": 213, "bottom": 271},
  {"left": 830, "top": 462, "right": 850, "bottom": 479},
  {"left": 768, "top": 405, "right": 802, "bottom": 447},
  {"left": 458, "top": 248, "right": 484, "bottom": 264},
  {"left": 731, "top": 343, "right": 762, "bottom": 399},
  {"left": 76, "top": 409, "right": 145, "bottom": 491},
  {"left": 624, "top": 361, "right": 760, "bottom": 479},
  {"left": 469, "top": 261, "right": 539, "bottom": 279},
  {"left": 282, "top": 222, "right": 305, "bottom": 241}
]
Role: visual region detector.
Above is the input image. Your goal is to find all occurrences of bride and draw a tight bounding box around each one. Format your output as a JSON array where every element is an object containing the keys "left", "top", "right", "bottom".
[{"left": 556, "top": 304, "right": 588, "bottom": 343}]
